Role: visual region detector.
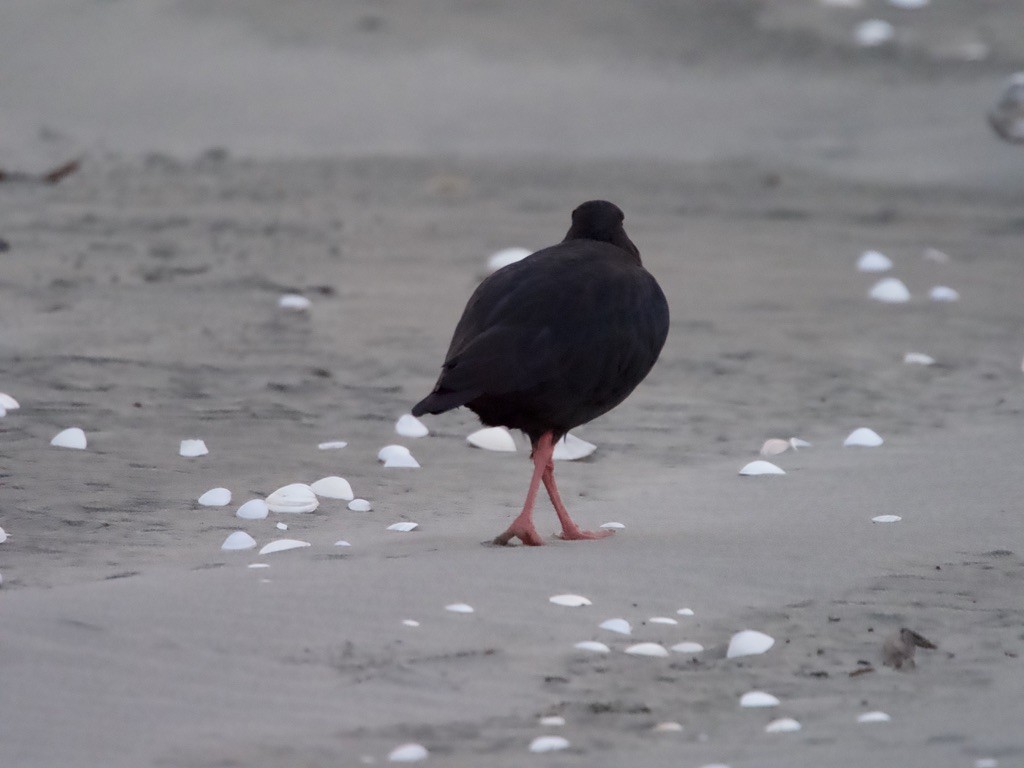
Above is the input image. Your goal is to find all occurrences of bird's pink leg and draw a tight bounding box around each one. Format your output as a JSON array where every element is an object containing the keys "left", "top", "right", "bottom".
[
  {"left": 542, "top": 439, "right": 613, "bottom": 542},
  {"left": 492, "top": 434, "right": 551, "bottom": 546}
]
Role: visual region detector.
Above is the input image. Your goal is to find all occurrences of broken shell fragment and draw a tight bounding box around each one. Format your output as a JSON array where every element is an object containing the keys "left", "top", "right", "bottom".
[
  {"left": 649, "top": 617, "right": 678, "bottom": 625},
  {"left": 765, "top": 718, "right": 801, "bottom": 733},
  {"left": 395, "top": 413, "right": 429, "bottom": 438},
  {"left": 278, "top": 293, "right": 311, "bottom": 310},
  {"left": 51, "top": 427, "right": 87, "bottom": 450},
  {"left": 857, "top": 711, "right": 891, "bottom": 723},
  {"left": 179, "top": 439, "right": 208, "bottom": 457},
  {"left": 529, "top": 735, "right": 570, "bottom": 753},
  {"left": 739, "top": 460, "right": 785, "bottom": 476},
  {"left": 221, "top": 531, "right": 257, "bottom": 551},
  {"left": 378, "top": 445, "right": 420, "bottom": 468},
  {"left": 236, "top": 499, "right": 269, "bottom": 520},
  {"left": 387, "top": 521, "right": 418, "bottom": 532},
  {"left": 929, "top": 285, "right": 960, "bottom": 302},
  {"left": 760, "top": 438, "right": 790, "bottom": 456},
  {"left": 310, "top": 476, "right": 354, "bottom": 500},
  {"left": 740, "top": 691, "right": 780, "bottom": 708},
  {"left": 317, "top": 440, "right": 348, "bottom": 450},
  {"left": 844, "top": 427, "right": 883, "bottom": 447},
  {"left": 549, "top": 594, "right": 592, "bottom": 607},
  {"left": 276, "top": 522, "right": 287, "bottom": 530},
  {"left": 553, "top": 433, "right": 596, "bottom": 460},
  {"left": 258, "top": 539, "right": 311, "bottom": 555},
  {"left": 266, "top": 483, "right": 319, "bottom": 513},
  {"left": 387, "top": 743, "right": 428, "bottom": 763},
  {"left": 445, "top": 603, "right": 474, "bottom": 613},
  {"left": 198, "top": 487, "right": 231, "bottom": 507},
  {"left": 671, "top": 642, "right": 705, "bottom": 653},
  {"left": 467, "top": 426, "right": 517, "bottom": 452},
  {"left": 573, "top": 640, "right": 610, "bottom": 653},
  {"left": 904, "top": 352, "right": 935, "bottom": 366},
  {"left": 348, "top": 498, "right": 372, "bottom": 512},
  {"left": 487, "top": 247, "right": 531, "bottom": 273},
  {"left": 599, "top": 618, "right": 631, "bottom": 635},
  {"left": 727, "top": 630, "right": 776, "bottom": 658},
  {"left": 857, "top": 250, "right": 893, "bottom": 272},
  {"left": 869, "top": 277, "right": 910, "bottom": 303},
  {"left": 625, "top": 642, "right": 669, "bottom": 658},
  {"left": 789, "top": 437, "right": 812, "bottom": 449}
]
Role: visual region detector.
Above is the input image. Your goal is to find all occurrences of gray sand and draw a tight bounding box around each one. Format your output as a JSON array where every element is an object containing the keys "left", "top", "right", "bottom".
[{"left": 2, "top": 3, "right": 1024, "bottom": 767}]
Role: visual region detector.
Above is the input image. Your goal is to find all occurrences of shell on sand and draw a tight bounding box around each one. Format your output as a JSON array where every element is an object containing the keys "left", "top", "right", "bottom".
[
  {"left": 179, "top": 439, "right": 208, "bottom": 457},
  {"left": 649, "top": 617, "right": 678, "bottom": 625},
  {"left": 51, "top": 427, "right": 87, "bottom": 450},
  {"left": 625, "top": 642, "right": 669, "bottom": 658},
  {"left": 334, "top": 540, "right": 351, "bottom": 547},
  {"left": 266, "top": 483, "right": 319, "bottom": 513},
  {"left": 739, "top": 460, "right": 785, "bottom": 476},
  {"left": 0, "top": 527, "right": 8, "bottom": 544},
  {"left": 855, "top": 19, "right": 894, "bottom": 47},
  {"left": 844, "top": 427, "right": 883, "bottom": 447},
  {"left": 857, "top": 711, "right": 891, "bottom": 723},
  {"left": 740, "top": 691, "right": 780, "bottom": 708},
  {"left": 402, "top": 619, "right": 420, "bottom": 627},
  {"left": 599, "top": 618, "right": 631, "bottom": 635},
  {"left": 276, "top": 522, "right": 287, "bottom": 530},
  {"left": 529, "top": 735, "right": 570, "bottom": 753},
  {"left": 574, "top": 640, "right": 610, "bottom": 653},
  {"left": 221, "top": 531, "right": 256, "bottom": 551},
  {"left": 278, "top": 293, "right": 310, "bottom": 310},
  {"left": 258, "top": 538, "right": 311, "bottom": 555},
  {"left": 236, "top": 499, "right": 269, "bottom": 520},
  {"left": 387, "top": 521, "right": 418, "bottom": 532},
  {"left": 904, "top": 352, "right": 935, "bottom": 366},
  {"left": 445, "top": 603, "right": 474, "bottom": 613},
  {"left": 677, "top": 608, "right": 695, "bottom": 616},
  {"left": 760, "top": 438, "right": 790, "bottom": 456},
  {"left": 387, "top": 743, "right": 429, "bottom": 762},
  {"left": 765, "top": 718, "right": 801, "bottom": 733},
  {"left": 727, "top": 629, "right": 775, "bottom": 658},
  {"left": 549, "top": 594, "right": 592, "bottom": 607},
  {"left": 0, "top": 393, "right": 20, "bottom": 409},
  {"left": 857, "top": 250, "right": 893, "bottom": 272},
  {"left": 198, "top": 487, "right": 231, "bottom": 507},
  {"left": 378, "top": 445, "right": 420, "bottom": 468},
  {"left": 872, "top": 515, "right": 902, "bottom": 523},
  {"left": 869, "top": 277, "right": 910, "bottom": 303},
  {"left": 929, "top": 285, "right": 960, "bottom": 302},
  {"left": 310, "top": 476, "right": 354, "bottom": 500},
  {"left": 317, "top": 440, "right": 348, "bottom": 450},
  {"left": 652, "top": 721, "right": 684, "bottom": 732},
  {"left": 467, "top": 426, "right": 517, "bottom": 452},
  {"left": 790, "top": 437, "right": 812, "bottom": 449},
  {"left": 395, "top": 413, "right": 429, "bottom": 438},
  {"left": 348, "top": 498, "right": 372, "bottom": 512},
  {"left": 671, "top": 641, "right": 705, "bottom": 653},
  {"left": 539, "top": 715, "right": 566, "bottom": 727},
  {"left": 553, "top": 433, "right": 596, "bottom": 460},
  {"left": 600, "top": 521, "right": 626, "bottom": 529}
]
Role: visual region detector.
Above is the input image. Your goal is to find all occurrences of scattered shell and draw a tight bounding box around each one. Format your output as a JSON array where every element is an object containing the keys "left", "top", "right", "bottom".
[
  {"left": 857, "top": 250, "right": 893, "bottom": 272},
  {"left": 649, "top": 617, "right": 678, "bottom": 625},
  {"left": 573, "top": 640, "right": 611, "bottom": 653},
  {"left": 739, "top": 460, "right": 785, "bottom": 476},
  {"left": 740, "top": 691, "right": 780, "bottom": 708},
  {"left": 198, "top": 488, "right": 231, "bottom": 507},
  {"left": 402, "top": 619, "right": 420, "bottom": 627},
  {"left": 348, "top": 498, "right": 372, "bottom": 512},
  {"left": 466, "top": 426, "right": 517, "bottom": 452},
  {"left": 247, "top": 563, "right": 270, "bottom": 569},
  {"left": 855, "top": 19, "right": 895, "bottom": 47},
  {"left": 727, "top": 629, "right": 776, "bottom": 658},
  {"left": 652, "top": 721, "right": 684, "bottom": 733},
  {"left": 278, "top": 293, "right": 311, "bottom": 310},
  {"left": 923, "top": 247, "right": 951, "bottom": 263},
  {"left": 221, "top": 531, "right": 257, "bottom": 551},
  {"left": 820, "top": 0, "right": 862, "bottom": 7},
  {"left": 553, "top": 433, "right": 596, "bottom": 461},
  {"left": 276, "top": 522, "right": 288, "bottom": 530},
  {"left": 387, "top": 743, "right": 428, "bottom": 763},
  {"left": 760, "top": 438, "right": 789, "bottom": 456},
  {"left": 989, "top": 72, "right": 1024, "bottom": 144},
  {"left": 857, "top": 711, "right": 892, "bottom": 723},
  {"left": 258, "top": 539, "right": 311, "bottom": 555},
  {"left": 929, "top": 285, "right": 960, "bottom": 302},
  {"left": 677, "top": 608, "right": 696, "bottom": 616},
  {"left": 445, "top": 603, "right": 474, "bottom": 613},
  {"left": 904, "top": 352, "right": 935, "bottom": 366},
  {"left": 888, "top": 0, "right": 927, "bottom": 7},
  {"left": 0, "top": 393, "right": 20, "bottom": 409},
  {"left": 625, "top": 642, "right": 669, "bottom": 658},
  {"left": 51, "top": 427, "right": 87, "bottom": 450},
  {"left": 539, "top": 716, "right": 566, "bottom": 727},
  {"left": 378, "top": 445, "right": 421, "bottom": 468},
  {"left": 387, "top": 521, "right": 418, "bottom": 532},
  {"left": 236, "top": 499, "right": 269, "bottom": 520},
  {"left": 671, "top": 642, "right": 705, "bottom": 653},
  {"left": 872, "top": 514, "right": 902, "bottom": 523},
  {"left": 549, "top": 594, "right": 592, "bottom": 607},
  {"left": 266, "top": 483, "right": 319, "bottom": 514},
  {"left": 765, "top": 718, "right": 801, "bottom": 734},
  {"left": 334, "top": 540, "right": 351, "bottom": 547},
  {"left": 395, "top": 414, "right": 429, "bottom": 438},
  {"left": 310, "top": 476, "right": 354, "bottom": 500},
  {"left": 789, "top": 437, "right": 812, "bottom": 449},
  {"left": 844, "top": 427, "right": 883, "bottom": 447},
  {"left": 179, "top": 439, "right": 208, "bottom": 457},
  {"left": 869, "top": 277, "right": 910, "bottom": 303},
  {"left": 529, "top": 736, "right": 569, "bottom": 754},
  {"left": 487, "top": 247, "right": 531, "bottom": 273},
  {"left": 599, "top": 618, "right": 631, "bottom": 635},
  {"left": 317, "top": 440, "right": 348, "bottom": 450},
  {"left": 599, "top": 521, "right": 626, "bottom": 529},
  {"left": 0, "top": 527, "right": 8, "bottom": 543}
]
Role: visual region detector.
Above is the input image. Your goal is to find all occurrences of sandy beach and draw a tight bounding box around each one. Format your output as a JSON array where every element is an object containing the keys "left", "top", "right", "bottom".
[{"left": 2, "top": 2, "right": 1024, "bottom": 767}]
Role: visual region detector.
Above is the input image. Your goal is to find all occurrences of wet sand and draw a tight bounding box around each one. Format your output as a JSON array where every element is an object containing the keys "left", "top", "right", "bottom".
[{"left": 2, "top": 2, "right": 1024, "bottom": 767}]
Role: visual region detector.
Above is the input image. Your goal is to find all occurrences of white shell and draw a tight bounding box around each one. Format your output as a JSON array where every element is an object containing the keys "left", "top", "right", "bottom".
[
  {"left": 529, "top": 736, "right": 569, "bottom": 754},
  {"left": 51, "top": 427, "right": 87, "bottom": 450},
  {"left": 317, "top": 440, "right": 348, "bottom": 450},
  {"left": 387, "top": 521, "right": 418, "bottom": 532},
  {"left": 760, "top": 438, "right": 790, "bottom": 456},
  {"left": 310, "top": 476, "right": 354, "bottom": 500},
  {"left": 739, "top": 460, "right": 785, "bottom": 476},
  {"left": 727, "top": 629, "right": 776, "bottom": 658},
  {"left": 649, "top": 617, "right": 678, "bottom": 625},
  {"left": 198, "top": 487, "right": 231, "bottom": 507},
  {"left": 923, "top": 247, "right": 951, "bottom": 262},
  {"left": 904, "top": 352, "right": 935, "bottom": 366},
  {"left": 855, "top": 19, "right": 894, "bottom": 47},
  {"left": 278, "top": 293, "right": 311, "bottom": 310},
  {"left": 378, "top": 445, "right": 420, "bottom": 468},
  {"left": 179, "top": 439, "right": 208, "bottom": 457},
  {"left": 599, "top": 618, "right": 631, "bottom": 635},
  {"left": 445, "top": 603, "right": 474, "bottom": 613},
  {"left": 677, "top": 608, "right": 696, "bottom": 616},
  {"left": 0, "top": 393, "right": 20, "bottom": 409},
  {"left": 857, "top": 711, "right": 892, "bottom": 723},
  {"left": 789, "top": 437, "right": 812, "bottom": 449},
  {"left": 247, "top": 563, "right": 270, "bottom": 569},
  {"left": 395, "top": 414, "right": 429, "bottom": 438},
  {"left": 487, "top": 247, "right": 531, "bottom": 273},
  {"left": 266, "top": 483, "right": 319, "bottom": 513},
  {"left": 869, "top": 277, "right": 910, "bottom": 303},
  {"left": 671, "top": 642, "right": 705, "bottom": 653},
  {"left": 387, "top": 743, "right": 428, "bottom": 762},
  {"left": 888, "top": 0, "right": 927, "bottom": 8},
  {"left": 844, "top": 427, "right": 884, "bottom": 447},
  {"left": 872, "top": 514, "right": 902, "bottom": 523},
  {"left": 0, "top": 527, "right": 8, "bottom": 543},
  {"left": 652, "top": 721, "right": 684, "bottom": 732},
  {"left": 236, "top": 499, "right": 269, "bottom": 520},
  {"left": 221, "top": 531, "right": 257, "bottom": 551},
  {"left": 553, "top": 433, "right": 596, "bottom": 461},
  {"left": 539, "top": 716, "right": 565, "bottom": 727},
  {"left": 625, "top": 642, "right": 669, "bottom": 658},
  {"left": 740, "top": 691, "right": 780, "bottom": 708},
  {"left": 930, "top": 285, "right": 960, "bottom": 302},
  {"left": 348, "top": 498, "right": 372, "bottom": 512},
  {"left": 857, "top": 250, "right": 893, "bottom": 272},
  {"left": 573, "top": 640, "right": 610, "bottom": 653},
  {"left": 276, "top": 522, "right": 287, "bottom": 530},
  {"left": 599, "top": 521, "right": 626, "bottom": 529},
  {"left": 334, "top": 540, "right": 351, "bottom": 547},
  {"left": 258, "top": 538, "right": 311, "bottom": 555},
  {"left": 549, "top": 594, "right": 592, "bottom": 607},
  {"left": 402, "top": 619, "right": 420, "bottom": 627},
  {"left": 466, "top": 426, "right": 517, "bottom": 452},
  {"left": 765, "top": 718, "right": 801, "bottom": 733}
]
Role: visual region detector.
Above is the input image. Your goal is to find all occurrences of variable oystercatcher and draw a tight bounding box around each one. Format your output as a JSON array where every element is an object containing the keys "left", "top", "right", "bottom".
[{"left": 413, "top": 200, "right": 669, "bottom": 546}]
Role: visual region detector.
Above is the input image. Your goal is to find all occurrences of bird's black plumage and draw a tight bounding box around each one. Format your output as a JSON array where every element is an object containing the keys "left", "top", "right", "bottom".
[{"left": 413, "top": 200, "right": 669, "bottom": 444}]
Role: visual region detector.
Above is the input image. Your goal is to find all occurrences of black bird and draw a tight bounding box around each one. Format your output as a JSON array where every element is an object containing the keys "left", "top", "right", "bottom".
[{"left": 413, "top": 201, "right": 669, "bottom": 546}]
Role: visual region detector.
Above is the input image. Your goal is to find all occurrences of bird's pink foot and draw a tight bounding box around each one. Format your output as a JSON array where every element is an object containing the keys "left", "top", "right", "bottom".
[
  {"left": 555, "top": 526, "right": 614, "bottom": 541},
  {"left": 493, "top": 521, "right": 546, "bottom": 547}
]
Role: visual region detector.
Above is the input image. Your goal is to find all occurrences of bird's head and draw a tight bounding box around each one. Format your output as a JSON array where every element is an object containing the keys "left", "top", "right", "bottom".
[{"left": 564, "top": 200, "right": 640, "bottom": 261}]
